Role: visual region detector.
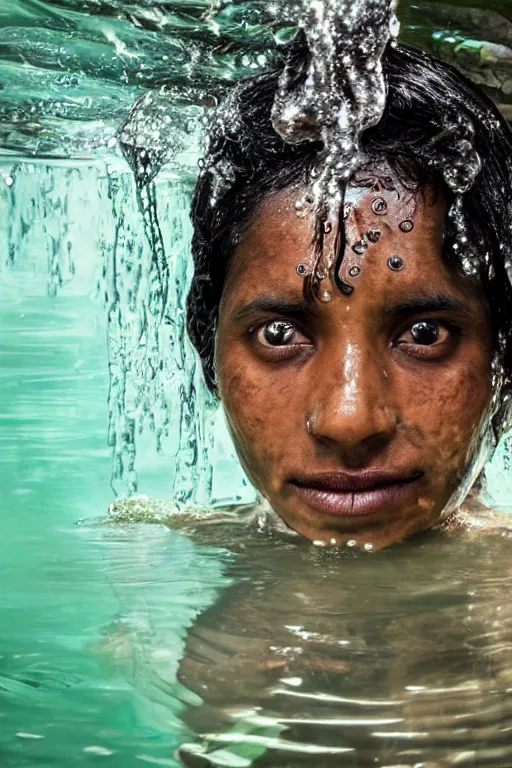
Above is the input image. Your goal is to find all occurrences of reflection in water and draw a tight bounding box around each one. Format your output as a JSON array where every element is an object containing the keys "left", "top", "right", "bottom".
[{"left": 100, "top": 510, "right": 512, "bottom": 767}]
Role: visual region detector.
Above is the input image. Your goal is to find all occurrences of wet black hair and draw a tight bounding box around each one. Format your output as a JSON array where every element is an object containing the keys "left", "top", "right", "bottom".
[{"left": 187, "top": 41, "right": 512, "bottom": 434}]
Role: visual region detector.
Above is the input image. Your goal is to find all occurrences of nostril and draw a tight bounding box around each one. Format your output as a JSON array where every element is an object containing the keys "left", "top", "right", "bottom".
[{"left": 304, "top": 397, "right": 399, "bottom": 462}]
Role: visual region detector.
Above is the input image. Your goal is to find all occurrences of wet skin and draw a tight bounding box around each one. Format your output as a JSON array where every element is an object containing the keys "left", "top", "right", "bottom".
[{"left": 215, "top": 182, "right": 494, "bottom": 551}]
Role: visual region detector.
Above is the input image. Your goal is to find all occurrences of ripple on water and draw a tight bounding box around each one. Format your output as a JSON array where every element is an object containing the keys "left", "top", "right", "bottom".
[{"left": 157, "top": 525, "right": 512, "bottom": 767}]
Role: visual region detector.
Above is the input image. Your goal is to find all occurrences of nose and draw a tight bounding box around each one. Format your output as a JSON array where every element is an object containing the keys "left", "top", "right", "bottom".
[{"left": 307, "top": 341, "right": 398, "bottom": 467}]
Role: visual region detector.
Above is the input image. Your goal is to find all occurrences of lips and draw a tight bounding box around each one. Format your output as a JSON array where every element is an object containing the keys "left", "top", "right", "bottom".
[{"left": 289, "top": 470, "right": 423, "bottom": 518}]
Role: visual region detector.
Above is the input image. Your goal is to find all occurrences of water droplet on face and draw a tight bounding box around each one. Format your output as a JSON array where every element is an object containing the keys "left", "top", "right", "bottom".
[
  {"left": 343, "top": 203, "right": 351, "bottom": 220},
  {"left": 399, "top": 219, "right": 414, "bottom": 233},
  {"left": 352, "top": 240, "right": 368, "bottom": 255},
  {"left": 295, "top": 198, "right": 307, "bottom": 218},
  {"left": 348, "top": 265, "right": 361, "bottom": 277},
  {"left": 387, "top": 255, "right": 404, "bottom": 271},
  {"left": 372, "top": 197, "right": 387, "bottom": 215},
  {"left": 324, "top": 221, "right": 333, "bottom": 234},
  {"left": 366, "top": 229, "right": 381, "bottom": 243},
  {"left": 296, "top": 263, "right": 308, "bottom": 276},
  {"left": 320, "top": 290, "right": 332, "bottom": 302}
]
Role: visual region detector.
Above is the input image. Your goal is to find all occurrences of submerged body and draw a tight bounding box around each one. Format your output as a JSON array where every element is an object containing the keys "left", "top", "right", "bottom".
[{"left": 106, "top": 497, "right": 512, "bottom": 766}]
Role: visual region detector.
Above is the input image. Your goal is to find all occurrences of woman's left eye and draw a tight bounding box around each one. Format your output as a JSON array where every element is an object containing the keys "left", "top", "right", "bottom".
[{"left": 397, "top": 321, "right": 450, "bottom": 348}]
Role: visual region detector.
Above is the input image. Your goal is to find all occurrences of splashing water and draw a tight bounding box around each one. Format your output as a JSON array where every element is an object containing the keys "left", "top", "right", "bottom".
[{"left": 270, "top": 0, "right": 400, "bottom": 211}]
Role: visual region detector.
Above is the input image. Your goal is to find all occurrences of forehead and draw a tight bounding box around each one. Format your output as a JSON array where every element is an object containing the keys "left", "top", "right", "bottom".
[{"left": 223, "top": 183, "right": 459, "bottom": 307}]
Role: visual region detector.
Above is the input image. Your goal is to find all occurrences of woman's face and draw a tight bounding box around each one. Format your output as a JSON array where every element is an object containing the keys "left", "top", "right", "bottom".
[{"left": 215, "top": 175, "right": 493, "bottom": 550}]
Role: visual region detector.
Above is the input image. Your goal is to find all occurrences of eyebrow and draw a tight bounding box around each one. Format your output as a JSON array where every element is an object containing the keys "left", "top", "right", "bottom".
[
  {"left": 232, "top": 293, "right": 475, "bottom": 325},
  {"left": 386, "top": 294, "right": 473, "bottom": 317},
  {"left": 232, "top": 297, "right": 315, "bottom": 324}
]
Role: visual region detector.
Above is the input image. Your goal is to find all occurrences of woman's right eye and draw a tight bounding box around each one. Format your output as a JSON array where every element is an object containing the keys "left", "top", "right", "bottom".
[{"left": 255, "top": 320, "right": 307, "bottom": 348}]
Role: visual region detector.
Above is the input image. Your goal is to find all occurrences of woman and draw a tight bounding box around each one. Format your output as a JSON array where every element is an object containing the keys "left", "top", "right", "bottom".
[
  {"left": 184, "top": 41, "right": 512, "bottom": 553},
  {"left": 105, "top": 42, "right": 512, "bottom": 767}
]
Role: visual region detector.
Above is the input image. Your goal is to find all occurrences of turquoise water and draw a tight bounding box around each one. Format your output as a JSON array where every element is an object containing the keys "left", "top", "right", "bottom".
[{"left": 3, "top": 1, "right": 512, "bottom": 766}]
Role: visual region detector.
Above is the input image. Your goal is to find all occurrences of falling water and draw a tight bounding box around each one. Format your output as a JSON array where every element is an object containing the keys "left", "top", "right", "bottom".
[
  {"left": 271, "top": 0, "right": 400, "bottom": 208},
  {"left": 4, "top": 0, "right": 512, "bottom": 500}
]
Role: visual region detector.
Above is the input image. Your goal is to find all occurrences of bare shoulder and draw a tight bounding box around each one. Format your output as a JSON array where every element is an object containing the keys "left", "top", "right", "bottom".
[{"left": 442, "top": 495, "right": 512, "bottom": 535}]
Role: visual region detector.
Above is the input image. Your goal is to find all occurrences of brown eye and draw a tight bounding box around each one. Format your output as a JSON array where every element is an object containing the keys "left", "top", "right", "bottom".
[
  {"left": 410, "top": 321, "right": 441, "bottom": 345},
  {"left": 397, "top": 320, "right": 452, "bottom": 351},
  {"left": 258, "top": 320, "right": 296, "bottom": 347}
]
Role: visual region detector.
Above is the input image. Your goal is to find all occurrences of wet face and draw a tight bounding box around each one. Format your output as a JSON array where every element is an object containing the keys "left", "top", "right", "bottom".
[{"left": 215, "top": 172, "right": 493, "bottom": 550}]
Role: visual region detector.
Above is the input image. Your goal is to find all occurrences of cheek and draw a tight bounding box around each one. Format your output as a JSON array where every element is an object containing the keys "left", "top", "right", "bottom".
[
  {"left": 217, "top": 346, "right": 298, "bottom": 487},
  {"left": 401, "top": 356, "right": 492, "bottom": 477},
  {"left": 219, "top": 365, "right": 265, "bottom": 447}
]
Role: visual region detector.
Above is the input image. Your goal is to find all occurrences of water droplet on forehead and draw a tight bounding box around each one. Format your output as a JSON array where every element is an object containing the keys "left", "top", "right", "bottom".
[
  {"left": 399, "top": 219, "right": 414, "bottom": 233},
  {"left": 348, "top": 265, "right": 361, "bottom": 277},
  {"left": 387, "top": 255, "right": 404, "bottom": 271},
  {"left": 352, "top": 240, "right": 368, "bottom": 255},
  {"left": 372, "top": 197, "right": 388, "bottom": 215},
  {"left": 366, "top": 229, "right": 381, "bottom": 243}
]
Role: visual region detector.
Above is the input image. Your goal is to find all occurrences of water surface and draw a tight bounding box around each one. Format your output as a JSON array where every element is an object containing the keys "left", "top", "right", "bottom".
[{"left": 2, "top": 1, "right": 512, "bottom": 766}]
